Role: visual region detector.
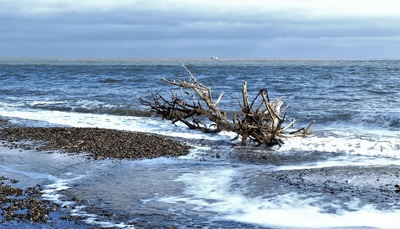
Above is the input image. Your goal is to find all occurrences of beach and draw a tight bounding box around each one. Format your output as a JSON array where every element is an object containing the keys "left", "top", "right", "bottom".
[
  {"left": 1, "top": 117, "right": 400, "bottom": 228},
  {"left": 0, "top": 117, "right": 191, "bottom": 227}
]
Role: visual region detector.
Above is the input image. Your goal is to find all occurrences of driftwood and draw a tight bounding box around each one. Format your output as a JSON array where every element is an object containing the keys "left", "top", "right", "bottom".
[{"left": 139, "top": 63, "right": 314, "bottom": 146}]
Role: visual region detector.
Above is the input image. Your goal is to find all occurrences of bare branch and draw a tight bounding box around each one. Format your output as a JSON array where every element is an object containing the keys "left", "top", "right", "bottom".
[{"left": 140, "top": 64, "right": 314, "bottom": 147}]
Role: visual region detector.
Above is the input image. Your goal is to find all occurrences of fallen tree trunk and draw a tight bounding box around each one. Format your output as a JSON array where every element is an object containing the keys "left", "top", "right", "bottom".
[{"left": 139, "top": 63, "right": 314, "bottom": 146}]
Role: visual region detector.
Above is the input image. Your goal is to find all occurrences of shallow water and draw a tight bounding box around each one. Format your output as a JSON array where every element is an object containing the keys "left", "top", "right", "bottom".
[{"left": 1, "top": 141, "right": 400, "bottom": 228}]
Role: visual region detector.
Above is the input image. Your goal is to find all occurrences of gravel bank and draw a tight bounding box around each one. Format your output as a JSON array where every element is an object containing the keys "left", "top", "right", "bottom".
[{"left": 0, "top": 126, "right": 191, "bottom": 160}]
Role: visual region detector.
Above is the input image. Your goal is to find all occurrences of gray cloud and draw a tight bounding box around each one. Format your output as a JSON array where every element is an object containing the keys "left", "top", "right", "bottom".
[{"left": 0, "top": 0, "right": 399, "bottom": 58}]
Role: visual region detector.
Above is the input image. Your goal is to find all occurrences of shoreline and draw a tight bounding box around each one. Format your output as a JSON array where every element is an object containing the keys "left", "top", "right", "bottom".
[
  {"left": 1, "top": 116, "right": 400, "bottom": 228},
  {"left": 0, "top": 117, "right": 191, "bottom": 160},
  {"left": 0, "top": 145, "right": 89, "bottom": 227},
  {"left": 0, "top": 116, "right": 192, "bottom": 227}
]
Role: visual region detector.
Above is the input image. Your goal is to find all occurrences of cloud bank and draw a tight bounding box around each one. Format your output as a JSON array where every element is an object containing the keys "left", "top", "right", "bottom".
[{"left": 1, "top": 0, "right": 399, "bottom": 58}]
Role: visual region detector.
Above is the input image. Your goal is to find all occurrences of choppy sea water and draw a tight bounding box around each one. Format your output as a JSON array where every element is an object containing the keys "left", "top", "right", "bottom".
[{"left": 0, "top": 58, "right": 400, "bottom": 228}]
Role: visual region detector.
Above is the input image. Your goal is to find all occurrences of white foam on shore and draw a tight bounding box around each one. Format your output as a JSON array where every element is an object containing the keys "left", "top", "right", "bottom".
[
  {"left": 158, "top": 167, "right": 400, "bottom": 229},
  {"left": 42, "top": 175, "right": 85, "bottom": 204},
  {"left": 0, "top": 108, "right": 235, "bottom": 141},
  {"left": 41, "top": 172, "right": 135, "bottom": 228},
  {"left": 277, "top": 154, "right": 400, "bottom": 171},
  {"left": 278, "top": 133, "right": 400, "bottom": 158},
  {"left": 2, "top": 106, "right": 399, "bottom": 158},
  {"left": 226, "top": 200, "right": 400, "bottom": 229}
]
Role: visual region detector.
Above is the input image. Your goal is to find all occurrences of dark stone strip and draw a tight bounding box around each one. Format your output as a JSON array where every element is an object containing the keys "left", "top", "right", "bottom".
[{"left": 0, "top": 126, "right": 191, "bottom": 160}]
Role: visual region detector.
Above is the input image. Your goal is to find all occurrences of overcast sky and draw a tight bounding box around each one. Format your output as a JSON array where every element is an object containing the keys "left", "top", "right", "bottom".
[{"left": 1, "top": 0, "right": 399, "bottom": 58}]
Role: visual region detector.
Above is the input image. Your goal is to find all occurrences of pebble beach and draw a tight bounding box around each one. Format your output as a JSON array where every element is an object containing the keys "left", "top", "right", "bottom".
[
  {"left": 0, "top": 117, "right": 190, "bottom": 227},
  {"left": 1, "top": 116, "right": 400, "bottom": 228}
]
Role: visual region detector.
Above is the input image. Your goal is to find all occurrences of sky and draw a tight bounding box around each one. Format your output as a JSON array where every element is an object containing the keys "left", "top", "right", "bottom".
[{"left": 0, "top": 0, "right": 399, "bottom": 58}]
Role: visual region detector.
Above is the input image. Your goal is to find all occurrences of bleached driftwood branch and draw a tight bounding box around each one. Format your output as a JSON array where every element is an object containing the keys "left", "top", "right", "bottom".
[{"left": 139, "top": 64, "right": 314, "bottom": 146}]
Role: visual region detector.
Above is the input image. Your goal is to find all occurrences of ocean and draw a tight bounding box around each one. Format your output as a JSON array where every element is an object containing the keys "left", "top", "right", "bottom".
[{"left": 0, "top": 57, "right": 400, "bottom": 228}]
